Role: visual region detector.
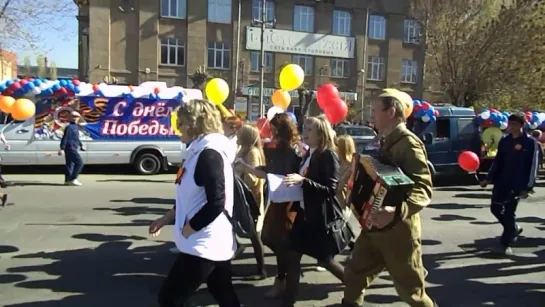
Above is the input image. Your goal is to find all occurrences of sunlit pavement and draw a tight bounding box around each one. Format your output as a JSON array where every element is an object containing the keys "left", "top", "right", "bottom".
[{"left": 0, "top": 173, "right": 544, "bottom": 307}]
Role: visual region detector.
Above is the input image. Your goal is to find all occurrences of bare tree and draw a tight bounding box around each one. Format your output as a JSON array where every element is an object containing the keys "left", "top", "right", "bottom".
[
  {"left": 0, "top": 0, "right": 76, "bottom": 52},
  {"left": 189, "top": 65, "right": 210, "bottom": 89},
  {"left": 23, "top": 55, "right": 31, "bottom": 77},
  {"left": 411, "top": 0, "right": 545, "bottom": 109}
]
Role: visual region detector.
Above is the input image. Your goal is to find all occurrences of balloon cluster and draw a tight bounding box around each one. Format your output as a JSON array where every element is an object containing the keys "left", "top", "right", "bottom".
[
  {"left": 0, "top": 78, "right": 83, "bottom": 99},
  {"left": 412, "top": 100, "right": 438, "bottom": 122},
  {"left": 0, "top": 96, "right": 36, "bottom": 121},
  {"left": 316, "top": 84, "right": 348, "bottom": 124},
  {"left": 475, "top": 108, "right": 510, "bottom": 130},
  {"left": 525, "top": 111, "right": 545, "bottom": 130}
]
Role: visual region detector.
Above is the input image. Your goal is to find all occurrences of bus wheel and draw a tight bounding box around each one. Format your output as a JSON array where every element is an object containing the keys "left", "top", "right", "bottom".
[{"left": 134, "top": 152, "right": 162, "bottom": 175}]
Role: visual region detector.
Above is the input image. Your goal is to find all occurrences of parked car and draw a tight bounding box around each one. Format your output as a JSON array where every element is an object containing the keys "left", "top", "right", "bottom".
[{"left": 335, "top": 125, "right": 377, "bottom": 153}]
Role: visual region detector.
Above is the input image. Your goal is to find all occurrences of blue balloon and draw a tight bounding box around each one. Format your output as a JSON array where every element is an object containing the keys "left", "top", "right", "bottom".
[
  {"left": 5, "top": 80, "right": 13, "bottom": 86},
  {"left": 425, "top": 108, "right": 434, "bottom": 117},
  {"left": 67, "top": 83, "right": 75, "bottom": 91},
  {"left": 13, "top": 78, "right": 20, "bottom": 82},
  {"left": 415, "top": 109, "right": 425, "bottom": 118},
  {"left": 73, "top": 86, "right": 80, "bottom": 94},
  {"left": 286, "top": 112, "right": 297, "bottom": 123},
  {"left": 0, "top": 85, "right": 6, "bottom": 92},
  {"left": 52, "top": 84, "right": 61, "bottom": 91},
  {"left": 33, "top": 79, "right": 42, "bottom": 86}
]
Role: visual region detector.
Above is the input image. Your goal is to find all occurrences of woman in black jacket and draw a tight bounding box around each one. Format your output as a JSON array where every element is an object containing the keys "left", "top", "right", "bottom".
[{"left": 282, "top": 115, "right": 348, "bottom": 307}]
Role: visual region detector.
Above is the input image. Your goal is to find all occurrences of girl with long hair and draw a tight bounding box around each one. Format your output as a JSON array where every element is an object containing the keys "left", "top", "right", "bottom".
[{"left": 236, "top": 113, "right": 302, "bottom": 298}]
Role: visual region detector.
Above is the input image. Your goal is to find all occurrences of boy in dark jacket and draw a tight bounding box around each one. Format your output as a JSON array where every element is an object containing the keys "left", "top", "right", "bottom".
[
  {"left": 480, "top": 113, "right": 539, "bottom": 254},
  {"left": 58, "top": 111, "right": 85, "bottom": 186}
]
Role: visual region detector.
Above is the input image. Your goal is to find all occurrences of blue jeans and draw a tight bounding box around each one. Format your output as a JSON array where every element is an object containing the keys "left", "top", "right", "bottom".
[
  {"left": 64, "top": 151, "right": 84, "bottom": 182},
  {"left": 491, "top": 186, "right": 520, "bottom": 247}
]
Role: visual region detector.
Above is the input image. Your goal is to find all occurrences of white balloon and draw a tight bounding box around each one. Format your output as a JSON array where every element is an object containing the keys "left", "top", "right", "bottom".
[
  {"left": 480, "top": 111, "right": 491, "bottom": 120},
  {"left": 32, "top": 87, "right": 41, "bottom": 94},
  {"left": 267, "top": 106, "right": 284, "bottom": 121},
  {"left": 500, "top": 121, "right": 508, "bottom": 130},
  {"left": 39, "top": 83, "right": 48, "bottom": 90},
  {"left": 422, "top": 115, "right": 431, "bottom": 122},
  {"left": 530, "top": 123, "right": 538, "bottom": 129}
]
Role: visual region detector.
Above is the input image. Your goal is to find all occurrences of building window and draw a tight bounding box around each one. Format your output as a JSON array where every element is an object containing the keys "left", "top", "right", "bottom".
[
  {"left": 292, "top": 55, "right": 313, "bottom": 76},
  {"left": 207, "top": 42, "right": 231, "bottom": 69},
  {"left": 252, "top": 0, "right": 275, "bottom": 25},
  {"left": 404, "top": 19, "right": 421, "bottom": 44},
  {"left": 208, "top": 0, "right": 232, "bottom": 24},
  {"left": 401, "top": 59, "right": 418, "bottom": 83},
  {"left": 332, "top": 10, "right": 351, "bottom": 36},
  {"left": 293, "top": 6, "right": 314, "bottom": 32},
  {"left": 368, "top": 15, "right": 386, "bottom": 40},
  {"left": 161, "top": 0, "right": 187, "bottom": 18},
  {"left": 160, "top": 38, "right": 185, "bottom": 66},
  {"left": 330, "top": 59, "right": 349, "bottom": 78},
  {"left": 367, "top": 56, "right": 385, "bottom": 81},
  {"left": 250, "top": 52, "right": 273, "bottom": 73}
]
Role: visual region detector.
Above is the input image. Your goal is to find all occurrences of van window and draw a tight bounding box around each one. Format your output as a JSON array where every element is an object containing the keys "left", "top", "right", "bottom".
[
  {"left": 435, "top": 118, "right": 450, "bottom": 140},
  {"left": 457, "top": 118, "right": 476, "bottom": 136},
  {"left": 0, "top": 113, "right": 24, "bottom": 124}
]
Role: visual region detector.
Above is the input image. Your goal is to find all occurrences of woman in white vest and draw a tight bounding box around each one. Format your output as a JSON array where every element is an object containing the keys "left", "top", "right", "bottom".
[{"left": 148, "top": 99, "right": 240, "bottom": 307}]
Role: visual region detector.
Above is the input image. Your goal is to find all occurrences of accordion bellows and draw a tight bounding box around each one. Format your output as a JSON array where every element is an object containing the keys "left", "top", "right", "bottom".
[{"left": 349, "top": 154, "right": 415, "bottom": 230}]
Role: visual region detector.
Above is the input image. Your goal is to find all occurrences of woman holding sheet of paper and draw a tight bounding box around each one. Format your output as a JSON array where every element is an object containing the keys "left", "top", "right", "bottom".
[
  {"left": 235, "top": 113, "right": 302, "bottom": 298},
  {"left": 281, "top": 115, "right": 351, "bottom": 307}
]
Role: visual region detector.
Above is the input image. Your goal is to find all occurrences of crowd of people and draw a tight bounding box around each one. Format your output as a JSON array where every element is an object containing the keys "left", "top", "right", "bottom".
[{"left": 147, "top": 88, "right": 439, "bottom": 307}]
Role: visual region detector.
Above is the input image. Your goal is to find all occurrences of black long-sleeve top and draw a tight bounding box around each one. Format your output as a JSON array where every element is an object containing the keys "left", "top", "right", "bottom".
[
  {"left": 187, "top": 149, "right": 226, "bottom": 231},
  {"left": 60, "top": 122, "right": 82, "bottom": 152}
]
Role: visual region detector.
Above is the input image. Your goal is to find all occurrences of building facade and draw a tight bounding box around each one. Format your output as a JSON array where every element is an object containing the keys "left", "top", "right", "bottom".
[
  {"left": 76, "top": 0, "right": 424, "bottom": 118},
  {"left": 0, "top": 50, "right": 17, "bottom": 80}
]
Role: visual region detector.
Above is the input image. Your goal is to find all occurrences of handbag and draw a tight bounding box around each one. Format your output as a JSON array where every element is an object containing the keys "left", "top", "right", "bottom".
[{"left": 322, "top": 196, "right": 354, "bottom": 255}]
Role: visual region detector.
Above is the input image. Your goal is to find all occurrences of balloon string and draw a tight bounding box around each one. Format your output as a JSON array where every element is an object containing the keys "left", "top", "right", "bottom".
[{"left": 1, "top": 120, "right": 14, "bottom": 135}]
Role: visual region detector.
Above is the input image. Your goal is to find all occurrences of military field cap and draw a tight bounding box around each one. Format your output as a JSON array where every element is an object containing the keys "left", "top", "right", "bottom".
[{"left": 378, "top": 88, "right": 413, "bottom": 119}]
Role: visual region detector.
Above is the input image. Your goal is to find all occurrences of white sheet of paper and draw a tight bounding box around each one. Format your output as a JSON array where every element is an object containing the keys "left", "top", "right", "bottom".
[{"left": 267, "top": 174, "right": 304, "bottom": 203}]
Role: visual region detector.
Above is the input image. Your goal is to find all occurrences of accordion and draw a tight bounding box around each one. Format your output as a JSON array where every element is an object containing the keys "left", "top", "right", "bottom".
[{"left": 348, "top": 153, "right": 414, "bottom": 230}]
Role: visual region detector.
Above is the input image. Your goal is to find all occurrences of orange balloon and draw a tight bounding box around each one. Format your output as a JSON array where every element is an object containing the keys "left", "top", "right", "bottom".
[
  {"left": 271, "top": 90, "right": 291, "bottom": 110},
  {"left": 0, "top": 95, "right": 16, "bottom": 113},
  {"left": 11, "top": 99, "right": 36, "bottom": 121}
]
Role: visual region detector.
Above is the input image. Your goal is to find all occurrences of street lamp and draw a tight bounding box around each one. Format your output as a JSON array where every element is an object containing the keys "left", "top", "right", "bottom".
[{"left": 252, "top": 0, "right": 275, "bottom": 118}]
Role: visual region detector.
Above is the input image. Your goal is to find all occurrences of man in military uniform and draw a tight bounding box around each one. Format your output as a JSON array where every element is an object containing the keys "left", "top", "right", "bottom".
[{"left": 342, "top": 89, "right": 436, "bottom": 307}]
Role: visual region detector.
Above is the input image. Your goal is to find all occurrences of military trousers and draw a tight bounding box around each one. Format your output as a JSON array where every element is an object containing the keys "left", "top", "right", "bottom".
[{"left": 343, "top": 216, "right": 434, "bottom": 307}]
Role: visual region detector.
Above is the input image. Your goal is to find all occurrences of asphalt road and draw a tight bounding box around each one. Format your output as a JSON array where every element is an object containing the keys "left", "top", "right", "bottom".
[{"left": 0, "top": 173, "right": 544, "bottom": 307}]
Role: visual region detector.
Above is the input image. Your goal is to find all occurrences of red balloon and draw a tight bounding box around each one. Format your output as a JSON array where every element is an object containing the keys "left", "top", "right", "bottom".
[
  {"left": 154, "top": 87, "right": 160, "bottom": 94},
  {"left": 324, "top": 99, "right": 348, "bottom": 124},
  {"left": 72, "top": 79, "right": 80, "bottom": 86},
  {"left": 9, "top": 82, "right": 21, "bottom": 91},
  {"left": 421, "top": 102, "right": 430, "bottom": 110},
  {"left": 19, "top": 80, "right": 28, "bottom": 86},
  {"left": 256, "top": 117, "right": 271, "bottom": 138},
  {"left": 434, "top": 109, "right": 439, "bottom": 117},
  {"left": 458, "top": 151, "right": 480, "bottom": 172},
  {"left": 482, "top": 119, "right": 493, "bottom": 127},
  {"left": 317, "top": 84, "right": 340, "bottom": 109},
  {"left": 489, "top": 108, "right": 498, "bottom": 113},
  {"left": 92, "top": 84, "right": 100, "bottom": 92}
]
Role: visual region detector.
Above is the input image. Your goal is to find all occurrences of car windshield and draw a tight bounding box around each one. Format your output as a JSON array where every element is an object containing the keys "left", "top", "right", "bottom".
[{"left": 345, "top": 126, "right": 376, "bottom": 137}]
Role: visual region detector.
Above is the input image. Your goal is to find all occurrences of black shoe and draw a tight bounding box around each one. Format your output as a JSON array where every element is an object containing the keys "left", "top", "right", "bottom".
[
  {"left": 512, "top": 227, "right": 524, "bottom": 243},
  {"left": 0, "top": 181, "right": 6, "bottom": 188},
  {"left": 1, "top": 194, "right": 7, "bottom": 207}
]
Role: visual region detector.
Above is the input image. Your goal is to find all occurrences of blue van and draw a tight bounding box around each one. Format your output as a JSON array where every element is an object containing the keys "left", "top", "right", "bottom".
[{"left": 406, "top": 105, "right": 481, "bottom": 178}]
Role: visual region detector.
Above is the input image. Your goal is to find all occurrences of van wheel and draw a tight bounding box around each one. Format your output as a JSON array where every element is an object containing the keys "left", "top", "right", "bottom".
[{"left": 134, "top": 153, "right": 162, "bottom": 175}]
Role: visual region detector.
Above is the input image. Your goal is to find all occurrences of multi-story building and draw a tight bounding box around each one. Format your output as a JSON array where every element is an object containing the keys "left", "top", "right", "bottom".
[
  {"left": 0, "top": 50, "right": 17, "bottom": 80},
  {"left": 76, "top": 0, "right": 424, "bottom": 119}
]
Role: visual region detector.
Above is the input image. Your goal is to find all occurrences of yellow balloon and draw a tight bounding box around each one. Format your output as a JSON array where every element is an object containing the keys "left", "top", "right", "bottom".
[
  {"left": 279, "top": 64, "right": 305, "bottom": 91},
  {"left": 170, "top": 112, "right": 182, "bottom": 136},
  {"left": 481, "top": 127, "right": 503, "bottom": 157},
  {"left": 205, "top": 78, "right": 229, "bottom": 105},
  {"left": 217, "top": 104, "right": 232, "bottom": 118},
  {"left": 11, "top": 99, "right": 35, "bottom": 121}
]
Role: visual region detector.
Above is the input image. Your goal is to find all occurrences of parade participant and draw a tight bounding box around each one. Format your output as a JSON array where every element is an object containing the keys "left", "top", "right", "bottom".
[
  {"left": 58, "top": 111, "right": 85, "bottom": 186},
  {"left": 343, "top": 89, "right": 436, "bottom": 307},
  {"left": 236, "top": 113, "right": 302, "bottom": 298},
  {"left": 281, "top": 115, "right": 350, "bottom": 307},
  {"left": 223, "top": 115, "right": 243, "bottom": 156},
  {"left": 149, "top": 99, "right": 240, "bottom": 307},
  {"left": 233, "top": 124, "right": 267, "bottom": 279},
  {"left": 336, "top": 135, "right": 356, "bottom": 220},
  {"left": 480, "top": 113, "right": 538, "bottom": 255}
]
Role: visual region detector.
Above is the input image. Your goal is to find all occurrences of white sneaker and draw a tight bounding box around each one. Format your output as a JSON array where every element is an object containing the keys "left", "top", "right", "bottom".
[
  {"left": 69, "top": 180, "right": 82, "bottom": 186},
  {"left": 315, "top": 266, "right": 326, "bottom": 272},
  {"left": 169, "top": 247, "right": 180, "bottom": 254}
]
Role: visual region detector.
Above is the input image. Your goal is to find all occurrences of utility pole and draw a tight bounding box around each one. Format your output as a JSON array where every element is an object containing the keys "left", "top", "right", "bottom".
[
  {"left": 252, "top": 0, "right": 272, "bottom": 118},
  {"left": 361, "top": 6, "right": 370, "bottom": 123}
]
